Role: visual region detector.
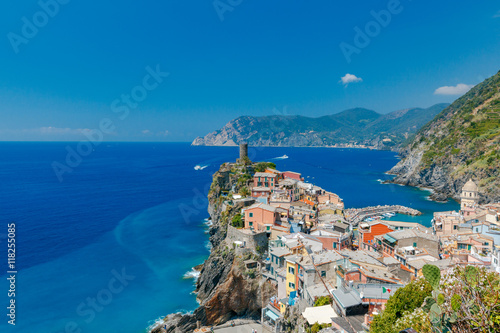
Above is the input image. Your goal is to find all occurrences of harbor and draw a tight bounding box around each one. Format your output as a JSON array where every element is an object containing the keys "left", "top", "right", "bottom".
[{"left": 344, "top": 205, "right": 422, "bottom": 225}]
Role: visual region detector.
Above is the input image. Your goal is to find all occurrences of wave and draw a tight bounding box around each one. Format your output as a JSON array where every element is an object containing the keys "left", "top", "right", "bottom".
[{"left": 183, "top": 268, "right": 201, "bottom": 280}]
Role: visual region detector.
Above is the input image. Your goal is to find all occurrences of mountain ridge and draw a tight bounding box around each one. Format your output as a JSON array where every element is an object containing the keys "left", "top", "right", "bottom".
[{"left": 192, "top": 104, "right": 449, "bottom": 149}]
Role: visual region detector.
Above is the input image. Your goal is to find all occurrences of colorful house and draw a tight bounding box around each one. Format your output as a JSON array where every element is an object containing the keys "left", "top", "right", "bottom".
[
  {"left": 285, "top": 256, "right": 300, "bottom": 296},
  {"left": 253, "top": 172, "right": 277, "bottom": 189},
  {"left": 243, "top": 203, "right": 281, "bottom": 232}
]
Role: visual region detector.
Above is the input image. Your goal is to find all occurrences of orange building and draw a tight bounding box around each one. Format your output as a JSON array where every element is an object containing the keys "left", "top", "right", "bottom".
[{"left": 358, "top": 222, "right": 394, "bottom": 251}]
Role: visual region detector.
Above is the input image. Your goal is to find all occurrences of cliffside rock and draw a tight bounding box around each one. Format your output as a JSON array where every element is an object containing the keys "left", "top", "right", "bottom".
[
  {"left": 389, "top": 70, "right": 500, "bottom": 203},
  {"left": 150, "top": 162, "right": 272, "bottom": 333}
]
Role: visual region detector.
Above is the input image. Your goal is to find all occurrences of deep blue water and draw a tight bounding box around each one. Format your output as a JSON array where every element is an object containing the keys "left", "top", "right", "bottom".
[{"left": 0, "top": 143, "right": 458, "bottom": 333}]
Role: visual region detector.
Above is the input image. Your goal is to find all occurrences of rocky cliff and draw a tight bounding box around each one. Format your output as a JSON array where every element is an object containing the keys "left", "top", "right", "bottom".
[
  {"left": 389, "top": 70, "right": 500, "bottom": 203},
  {"left": 150, "top": 162, "right": 275, "bottom": 333},
  {"left": 192, "top": 104, "right": 448, "bottom": 150}
]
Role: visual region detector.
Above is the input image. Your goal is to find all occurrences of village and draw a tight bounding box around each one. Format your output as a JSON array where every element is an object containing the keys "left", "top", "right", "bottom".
[{"left": 196, "top": 144, "right": 500, "bottom": 333}]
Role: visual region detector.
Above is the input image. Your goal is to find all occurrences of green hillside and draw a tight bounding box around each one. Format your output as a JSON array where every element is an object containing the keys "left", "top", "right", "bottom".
[{"left": 391, "top": 70, "right": 500, "bottom": 202}]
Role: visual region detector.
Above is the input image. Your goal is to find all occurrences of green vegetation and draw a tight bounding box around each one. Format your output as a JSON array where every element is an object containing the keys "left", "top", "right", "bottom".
[
  {"left": 195, "top": 105, "right": 448, "bottom": 148},
  {"left": 370, "top": 278, "right": 432, "bottom": 333},
  {"left": 237, "top": 173, "right": 252, "bottom": 186},
  {"left": 306, "top": 322, "right": 331, "bottom": 333},
  {"left": 240, "top": 156, "right": 252, "bottom": 165},
  {"left": 243, "top": 268, "right": 256, "bottom": 279},
  {"left": 371, "top": 265, "right": 500, "bottom": 333},
  {"left": 239, "top": 186, "right": 250, "bottom": 197},
  {"left": 314, "top": 296, "right": 332, "bottom": 307},
  {"left": 254, "top": 162, "right": 277, "bottom": 172},
  {"left": 231, "top": 213, "right": 243, "bottom": 228},
  {"left": 404, "top": 70, "right": 500, "bottom": 198}
]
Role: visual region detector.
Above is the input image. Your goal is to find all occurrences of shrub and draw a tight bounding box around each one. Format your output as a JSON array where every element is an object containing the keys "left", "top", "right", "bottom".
[
  {"left": 231, "top": 214, "right": 243, "bottom": 228},
  {"left": 314, "top": 296, "right": 332, "bottom": 307},
  {"left": 370, "top": 279, "right": 432, "bottom": 333}
]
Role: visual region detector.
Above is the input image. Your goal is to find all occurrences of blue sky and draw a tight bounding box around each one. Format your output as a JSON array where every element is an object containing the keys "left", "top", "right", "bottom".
[{"left": 1, "top": 0, "right": 499, "bottom": 141}]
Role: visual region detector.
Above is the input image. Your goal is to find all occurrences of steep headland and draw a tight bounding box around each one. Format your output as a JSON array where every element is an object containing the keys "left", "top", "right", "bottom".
[
  {"left": 389, "top": 70, "right": 500, "bottom": 203},
  {"left": 192, "top": 104, "right": 448, "bottom": 150},
  {"left": 150, "top": 162, "right": 275, "bottom": 332}
]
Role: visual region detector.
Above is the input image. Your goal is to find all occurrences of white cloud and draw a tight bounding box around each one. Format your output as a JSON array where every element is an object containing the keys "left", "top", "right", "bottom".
[
  {"left": 39, "top": 127, "right": 90, "bottom": 135},
  {"left": 156, "top": 130, "right": 169, "bottom": 137},
  {"left": 340, "top": 73, "right": 363, "bottom": 86},
  {"left": 141, "top": 129, "right": 152, "bottom": 135},
  {"left": 434, "top": 83, "right": 474, "bottom": 96}
]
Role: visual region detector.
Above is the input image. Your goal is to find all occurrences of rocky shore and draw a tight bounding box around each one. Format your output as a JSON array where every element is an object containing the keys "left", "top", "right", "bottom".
[{"left": 149, "top": 163, "right": 275, "bottom": 333}]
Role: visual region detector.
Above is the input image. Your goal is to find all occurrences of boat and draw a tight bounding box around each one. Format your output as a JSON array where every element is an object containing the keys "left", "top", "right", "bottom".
[{"left": 194, "top": 165, "right": 208, "bottom": 170}]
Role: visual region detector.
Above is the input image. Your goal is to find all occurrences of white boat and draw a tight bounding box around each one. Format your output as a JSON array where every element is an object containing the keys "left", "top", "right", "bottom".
[{"left": 194, "top": 165, "right": 208, "bottom": 170}]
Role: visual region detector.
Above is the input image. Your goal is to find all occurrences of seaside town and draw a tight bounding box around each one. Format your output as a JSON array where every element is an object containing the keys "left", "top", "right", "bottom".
[{"left": 190, "top": 144, "right": 500, "bottom": 333}]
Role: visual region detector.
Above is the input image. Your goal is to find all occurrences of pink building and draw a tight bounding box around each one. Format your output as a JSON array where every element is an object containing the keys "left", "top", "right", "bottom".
[
  {"left": 243, "top": 203, "right": 281, "bottom": 232},
  {"left": 253, "top": 172, "right": 277, "bottom": 189},
  {"left": 251, "top": 187, "right": 271, "bottom": 200},
  {"left": 282, "top": 171, "right": 303, "bottom": 181}
]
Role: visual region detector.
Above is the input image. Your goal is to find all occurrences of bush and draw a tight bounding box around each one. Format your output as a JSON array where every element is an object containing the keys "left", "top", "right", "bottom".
[
  {"left": 239, "top": 186, "right": 250, "bottom": 197},
  {"left": 314, "top": 296, "right": 332, "bottom": 307},
  {"left": 308, "top": 322, "right": 331, "bottom": 333},
  {"left": 254, "top": 162, "right": 277, "bottom": 172},
  {"left": 231, "top": 214, "right": 243, "bottom": 228},
  {"left": 370, "top": 279, "right": 432, "bottom": 333}
]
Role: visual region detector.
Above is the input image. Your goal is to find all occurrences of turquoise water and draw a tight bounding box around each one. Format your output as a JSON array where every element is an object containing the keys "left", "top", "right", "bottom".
[{"left": 0, "top": 143, "right": 458, "bottom": 332}]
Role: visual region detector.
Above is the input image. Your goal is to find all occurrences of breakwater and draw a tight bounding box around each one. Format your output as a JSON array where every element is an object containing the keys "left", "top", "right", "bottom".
[{"left": 344, "top": 205, "right": 421, "bottom": 225}]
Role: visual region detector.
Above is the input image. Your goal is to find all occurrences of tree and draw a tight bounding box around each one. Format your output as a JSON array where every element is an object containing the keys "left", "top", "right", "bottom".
[
  {"left": 370, "top": 278, "right": 432, "bottom": 333},
  {"left": 239, "top": 186, "right": 250, "bottom": 197},
  {"left": 231, "top": 213, "right": 243, "bottom": 228},
  {"left": 254, "top": 162, "right": 277, "bottom": 172}
]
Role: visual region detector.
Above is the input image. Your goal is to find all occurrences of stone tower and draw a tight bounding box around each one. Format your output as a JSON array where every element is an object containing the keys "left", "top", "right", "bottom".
[
  {"left": 239, "top": 143, "right": 248, "bottom": 162},
  {"left": 460, "top": 178, "right": 479, "bottom": 212}
]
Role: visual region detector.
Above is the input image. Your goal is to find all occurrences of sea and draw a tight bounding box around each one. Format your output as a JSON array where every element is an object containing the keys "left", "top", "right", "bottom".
[{"left": 0, "top": 142, "right": 459, "bottom": 333}]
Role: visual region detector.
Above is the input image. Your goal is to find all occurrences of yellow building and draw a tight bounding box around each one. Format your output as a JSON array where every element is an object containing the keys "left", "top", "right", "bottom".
[{"left": 285, "top": 257, "right": 298, "bottom": 296}]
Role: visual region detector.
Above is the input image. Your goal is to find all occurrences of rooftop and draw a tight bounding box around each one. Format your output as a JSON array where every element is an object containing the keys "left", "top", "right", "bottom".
[
  {"left": 270, "top": 247, "right": 292, "bottom": 258},
  {"left": 387, "top": 228, "right": 438, "bottom": 242},
  {"left": 340, "top": 250, "right": 385, "bottom": 267},
  {"left": 312, "top": 250, "right": 343, "bottom": 265},
  {"left": 254, "top": 172, "right": 277, "bottom": 178}
]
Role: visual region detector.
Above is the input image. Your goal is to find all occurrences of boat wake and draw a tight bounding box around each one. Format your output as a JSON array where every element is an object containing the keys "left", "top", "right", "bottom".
[
  {"left": 194, "top": 164, "right": 209, "bottom": 170},
  {"left": 272, "top": 154, "right": 289, "bottom": 160}
]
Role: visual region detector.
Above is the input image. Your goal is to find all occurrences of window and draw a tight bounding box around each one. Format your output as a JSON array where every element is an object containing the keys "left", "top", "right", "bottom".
[
  {"left": 288, "top": 266, "right": 295, "bottom": 274},
  {"left": 289, "top": 282, "right": 295, "bottom": 289},
  {"left": 413, "top": 242, "right": 417, "bottom": 247},
  {"left": 321, "top": 271, "right": 326, "bottom": 277},
  {"left": 453, "top": 225, "right": 457, "bottom": 230},
  {"left": 249, "top": 212, "right": 253, "bottom": 217},
  {"left": 249, "top": 222, "right": 253, "bottom": 226}
]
